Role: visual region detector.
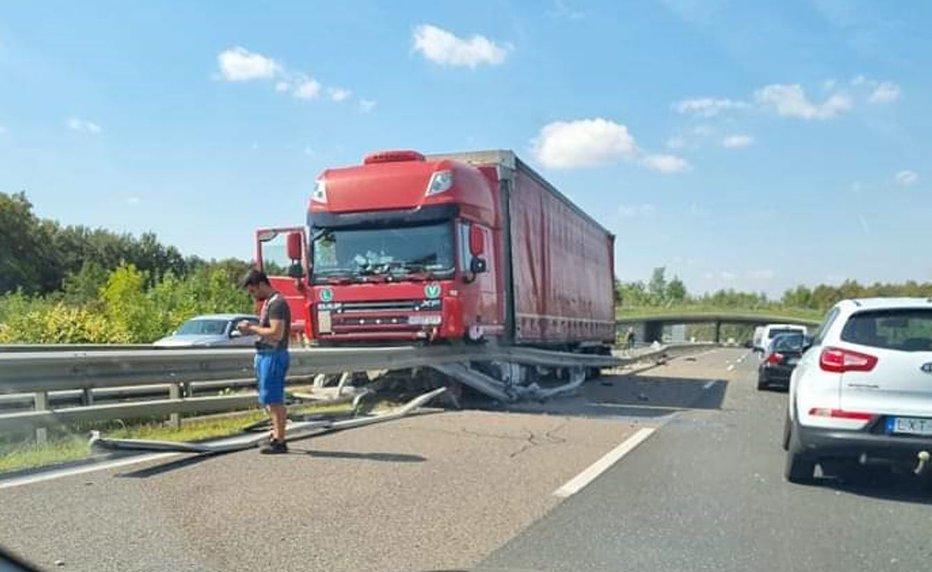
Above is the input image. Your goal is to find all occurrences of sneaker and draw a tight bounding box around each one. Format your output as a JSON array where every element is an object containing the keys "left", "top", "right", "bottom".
[{"left": 260, "top": 440, "right": 288, "bottom": 455}]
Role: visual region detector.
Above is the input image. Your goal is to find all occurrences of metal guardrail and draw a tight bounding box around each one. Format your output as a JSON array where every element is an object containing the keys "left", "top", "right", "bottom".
[
  {"left": 0, "top": 344, "right": 157, "bottom": 353},
  {"left": 0, "top": 343, "right": 713, "bottom": 436},
  {"left": 0, "top": 345, "right": 624, "bottom": 394}
]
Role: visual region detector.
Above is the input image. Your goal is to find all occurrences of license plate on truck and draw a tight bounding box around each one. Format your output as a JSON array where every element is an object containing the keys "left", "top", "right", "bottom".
[{"left": 887, "top": 417, "right": 932, "bottom": 436}]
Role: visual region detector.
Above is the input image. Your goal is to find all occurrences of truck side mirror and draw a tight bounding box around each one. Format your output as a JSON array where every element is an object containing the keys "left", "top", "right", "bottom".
[
  {"left": 468, "top": 225, "right": 484, "bottom": 256},
  {"left": 288, "top": 262, "right": 304, "bottom": 279},
  {"left": 470, "top": 257, "right": 487, "bottom": 274},
  {"left": 286, "top": 231, "right": 303, "bottom": 261}
]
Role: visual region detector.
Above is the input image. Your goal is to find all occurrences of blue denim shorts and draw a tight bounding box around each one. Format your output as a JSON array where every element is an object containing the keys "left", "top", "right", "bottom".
[{"left": 254, "top": 349, "right": 290, "bottom": 405}]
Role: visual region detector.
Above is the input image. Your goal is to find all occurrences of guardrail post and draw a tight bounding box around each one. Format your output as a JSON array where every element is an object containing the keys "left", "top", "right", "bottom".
[
  {"left": 168, "top": 383, "right": 181, "bottom": 429},
  {"left": 81, "top": 387, "right": 94, "bottom": 406},
  {"left": 34, "top": 391, "right": 49, "bottom": 444}
]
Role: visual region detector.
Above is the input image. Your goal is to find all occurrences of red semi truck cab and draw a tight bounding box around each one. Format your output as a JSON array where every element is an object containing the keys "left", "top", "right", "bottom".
[{"left": 254, "top": 149, "right": 615, "bottom": 348}]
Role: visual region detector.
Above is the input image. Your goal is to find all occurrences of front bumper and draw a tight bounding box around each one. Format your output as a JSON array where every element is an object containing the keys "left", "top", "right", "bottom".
[{"left": 797, "top": 422, "right": 932, "bottom": 463}]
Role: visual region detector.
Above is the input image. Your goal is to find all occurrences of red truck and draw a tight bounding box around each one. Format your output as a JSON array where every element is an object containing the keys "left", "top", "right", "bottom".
[{"left": 254, "top": 150, "right": 615, "bottom": 352}]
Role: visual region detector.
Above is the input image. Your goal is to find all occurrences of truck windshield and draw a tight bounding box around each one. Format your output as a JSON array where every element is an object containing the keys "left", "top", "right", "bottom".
[{"left": 311, "top": 222, "right": 455, "bottom": 282}]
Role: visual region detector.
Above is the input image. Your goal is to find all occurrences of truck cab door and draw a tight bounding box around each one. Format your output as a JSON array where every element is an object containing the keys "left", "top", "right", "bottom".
[
  {"left": 457, "top": 221, "right": 500, "bottom": 338},
  {"left": 255, "top": 227, "right": 309, "bottom": 342}
]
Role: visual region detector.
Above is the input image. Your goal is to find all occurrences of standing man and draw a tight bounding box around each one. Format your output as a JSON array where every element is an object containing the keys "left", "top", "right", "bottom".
[{"left": 238, "top": 269, "right": 291, "bottom": 454}]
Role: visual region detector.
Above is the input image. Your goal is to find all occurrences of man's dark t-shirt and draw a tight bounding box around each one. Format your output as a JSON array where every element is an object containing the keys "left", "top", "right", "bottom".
[{"left": 256, "top": 292, "right": 291, "bottom": 350}]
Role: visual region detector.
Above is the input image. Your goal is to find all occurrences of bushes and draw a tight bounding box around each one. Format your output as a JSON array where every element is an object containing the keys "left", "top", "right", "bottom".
[
  {"left": 0, "top": 303, "right": 128, "bottom": 344},
  {"left": 0, "top": 262, "right": 252, "bottom": 344}
]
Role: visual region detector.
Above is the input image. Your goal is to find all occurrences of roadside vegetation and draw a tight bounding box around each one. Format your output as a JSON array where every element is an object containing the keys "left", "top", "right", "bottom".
[
  {"left": 616, "top": 267, "right": 932, "bottom": 324},
  {"left": 0, "top": 192, "right": 251, "bottom": 343}
]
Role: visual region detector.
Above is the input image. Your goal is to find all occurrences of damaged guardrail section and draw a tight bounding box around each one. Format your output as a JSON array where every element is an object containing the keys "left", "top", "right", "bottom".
[{"left": 0, "top": 343, "right": 713, "bottom": 438}]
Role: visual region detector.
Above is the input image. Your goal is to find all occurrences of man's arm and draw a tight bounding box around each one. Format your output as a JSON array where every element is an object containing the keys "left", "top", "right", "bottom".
[
  {"left": 241, "top": 319, "right": 284, "bottom": 341},
  {"left": 238, "top": 299, "right": 287, "bottom": 341}
]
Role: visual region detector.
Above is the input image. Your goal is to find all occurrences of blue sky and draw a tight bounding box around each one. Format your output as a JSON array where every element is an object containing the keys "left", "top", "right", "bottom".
[{"left": 0, "top": 1, "right": 929, "bottom": 297}]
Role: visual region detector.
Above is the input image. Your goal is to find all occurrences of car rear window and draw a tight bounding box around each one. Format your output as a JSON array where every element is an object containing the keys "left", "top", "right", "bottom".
[
  {"left": 767, "top": 328, "right": 802, "bottom": 339},
  {"left": 773, "top": 334, "right": 804, "bottom": 352},
  {"left": 841, "top": 309, "right": 932, "bottom": 352}
]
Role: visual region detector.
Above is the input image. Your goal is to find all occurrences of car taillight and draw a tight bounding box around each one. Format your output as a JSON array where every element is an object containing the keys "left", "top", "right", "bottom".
[
  {"left": 808, "top": 408, "right": 874, "bottom": 420},
  {"left": 819, "top": 346, "right": 878, "bottom": 373},
  {"left": 766, "top": 352, "right": 784, "bottom": 365}
]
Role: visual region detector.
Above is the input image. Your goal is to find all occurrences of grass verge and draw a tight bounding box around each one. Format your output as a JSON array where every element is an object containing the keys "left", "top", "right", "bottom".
[{"left": 0, "top": 401, "right": 353, "bottom": 475}]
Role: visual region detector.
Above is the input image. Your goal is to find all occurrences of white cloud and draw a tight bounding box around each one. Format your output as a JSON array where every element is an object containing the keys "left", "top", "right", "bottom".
[
  {"left": 66, "top": 118, "right": 101, "bottom": 134},
  {"left": 642, "top": 153, "right": 690, "bottom": 173},
  {"left": 217, "top": 47, "right": 281, "bottom": 81},
  {"left": 412, "top": 24, "right": 509, "bottom": 68},
  {"left": 672, "top": 97, "right": 749, "bottom": 117},
  {"left": 617, "top": 204, "right": 656, "bottom": 218},
  {"left": 217, "top": 47, "right": 357, "bottom": 105},
  {"left": 303, "top": 146, "right": 315, "bottom": 157},
  {"left": 719, "top": 271, "right": 737, "bottom": 281},
  {"left": 851, "top": 75, "right": 867, "bottom": 86},
  {"left": 721, "top": 134, "right": 753, "bottom": 148},
  {"left": 754, "top": 83, "right": 852, "bottom": 120},
  {"left": 895, "top": 170, "right": 918, "bottom": 187},
  {"left": 359, "top": 99, "right": 377, "bottom": 113},
  {"left": 822, "top": 78, "right": 838, "bottom": 91},
  {"left": 531, "top": 118, "right": 637, "bottom": 169},
  {"left": 868, "top": 81, "right": 900, "bottom": 104},
  {"left": 666, "top": 135, "right": 686, "bottom": 149},
  {"left": 126, "top": 196, "right": 141, "bottom": 205},
  {"left": 328, "top": 87, "right": 352, "bottom": 102},
  {"left": 292, "top": 77, "right": 321, "bottom": 99}
]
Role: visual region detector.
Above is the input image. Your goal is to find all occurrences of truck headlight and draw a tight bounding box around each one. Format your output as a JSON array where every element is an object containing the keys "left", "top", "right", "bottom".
[{"left": 425, "top": 170, "right": 453, "bottom": 196}]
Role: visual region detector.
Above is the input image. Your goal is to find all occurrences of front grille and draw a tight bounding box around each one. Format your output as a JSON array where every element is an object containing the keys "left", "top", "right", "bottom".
[{"left": 316, "top": 299, "right": 441, "bottom": 335}]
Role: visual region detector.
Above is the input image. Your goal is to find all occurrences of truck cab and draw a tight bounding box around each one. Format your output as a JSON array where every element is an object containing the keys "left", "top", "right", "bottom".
[{"left": 256, "top": 150, "right": 504, "bottom": 345}]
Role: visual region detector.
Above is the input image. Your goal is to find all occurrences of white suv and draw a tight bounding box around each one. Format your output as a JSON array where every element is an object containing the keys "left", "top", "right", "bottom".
[{"left": 784, "top": 297, "right": 932, "bottom": 483}]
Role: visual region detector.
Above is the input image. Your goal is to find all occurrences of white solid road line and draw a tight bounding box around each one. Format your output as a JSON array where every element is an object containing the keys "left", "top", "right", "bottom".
[
  {"left": 727, "top": 364, "right": 736, "bottom": 371},
  {"left": 553, "top": 427, "right": 656, "bottom": 498},
  {"left": 0, "top": 451, "right": 180, "bottom": 491},
  {"left": 702, "top": 380, "right": 717, "bottom": 390}
]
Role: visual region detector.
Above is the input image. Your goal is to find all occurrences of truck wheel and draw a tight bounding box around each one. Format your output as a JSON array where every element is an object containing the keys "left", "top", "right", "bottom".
[{"left": 785, "top": 423, "right": 816, "bottom": 483}]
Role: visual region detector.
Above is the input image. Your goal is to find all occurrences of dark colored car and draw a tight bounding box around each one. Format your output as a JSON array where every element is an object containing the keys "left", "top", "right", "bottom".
[{"left": 758, "top": 332, "right": 806, "bottom": 390}]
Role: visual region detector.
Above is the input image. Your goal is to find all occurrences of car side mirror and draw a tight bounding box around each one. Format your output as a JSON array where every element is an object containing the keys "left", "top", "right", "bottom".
[{"left": 470, "top": 257, "right": 487, "bottom": 274}]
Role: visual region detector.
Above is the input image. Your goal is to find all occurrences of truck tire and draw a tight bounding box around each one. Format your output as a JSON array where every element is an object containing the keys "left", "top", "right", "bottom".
[{"left": 785, "top": 422, "right": 816, "bottom": 484}]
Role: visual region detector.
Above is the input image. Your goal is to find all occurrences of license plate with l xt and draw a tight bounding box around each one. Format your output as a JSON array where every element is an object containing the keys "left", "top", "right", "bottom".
[{"left": 887, "top": 417, "right": 932, "bottom": 436}]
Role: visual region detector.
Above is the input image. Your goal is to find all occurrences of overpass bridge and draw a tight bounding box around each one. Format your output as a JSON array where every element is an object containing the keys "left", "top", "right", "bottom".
[{"left": 616, "top": 311, "right": 821, "bottom": 343}]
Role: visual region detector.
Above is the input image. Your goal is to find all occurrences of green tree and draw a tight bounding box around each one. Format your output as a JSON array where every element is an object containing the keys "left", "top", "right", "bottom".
[
  {"left": 666, "top": 276, "right": 687, "bottom": 303},
  {"left": 647, "top": 267, "right": 667, "bottom": 305},
  {"left": 0, "top": 192, "right": 59, "bottom": 293},
  {"left": 61, "top": 261, "right": 109, "bottom": 307},
  {"left": 617, "top": 280, "right": 649, "bottom": 306}
]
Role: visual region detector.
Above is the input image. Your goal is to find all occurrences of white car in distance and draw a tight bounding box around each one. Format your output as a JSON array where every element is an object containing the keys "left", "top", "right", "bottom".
[{"left": 785, "top": 297, "right": 932, "bottom": 485}]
